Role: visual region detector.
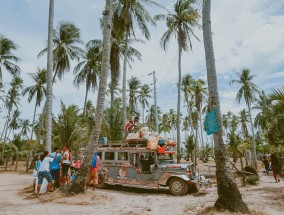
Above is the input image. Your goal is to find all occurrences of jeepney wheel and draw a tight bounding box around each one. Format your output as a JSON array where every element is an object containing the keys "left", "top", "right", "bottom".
[
  {"left": 96, "top": 174, "right": 106, "bottom": 189},
  {"left": 168, "top": 178, "right": 188, "bottom": 196}
]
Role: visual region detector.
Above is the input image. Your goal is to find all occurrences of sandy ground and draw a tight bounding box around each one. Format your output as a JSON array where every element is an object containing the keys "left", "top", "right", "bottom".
[{"left": 0, "top": 171, "right": 283, "bottom": 215}]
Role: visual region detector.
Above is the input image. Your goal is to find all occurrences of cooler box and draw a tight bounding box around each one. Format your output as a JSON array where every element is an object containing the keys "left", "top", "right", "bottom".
[{"left": 99, "top": 137, "right": 108, "bottom": 144}]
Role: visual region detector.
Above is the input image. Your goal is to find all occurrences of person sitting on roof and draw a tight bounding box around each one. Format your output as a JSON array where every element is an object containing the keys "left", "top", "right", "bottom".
[{"left": 124, "top": 116, "right": 140, "bottom": 135}]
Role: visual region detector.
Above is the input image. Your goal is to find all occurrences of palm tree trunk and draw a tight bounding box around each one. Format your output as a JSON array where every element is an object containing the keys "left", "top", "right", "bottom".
[
  {"left": 122, "top": 29, "right": 129, "bottom": 135},
  {"left": 1, "top": 110, "right": 12, "bottom": 161},
  {"left": 176, "top": 36, "right": 182, "bottom": 164},
  {"left": 0, "top": 116, "right": 8, "bottom": 140},
  {"left": 202, "top": 0, "right": 249, "bottom": 212},
  {"left": 83, "top": 83, "right": 89, "bottom": 115},
  {"left": 199, "top": 111, "right": 205, "bottom": 147},
  {"left": 64, "top": 0, "right": 113, "bottom": 194},
  {"left": 45, "top": 0, "right": 54, "bottom": 152},
  {"left": 247, "top": 103, "right": 257, "bottom": 168},
  {"left": 30, "top": 101, "right": 38, "bottom": 140}
]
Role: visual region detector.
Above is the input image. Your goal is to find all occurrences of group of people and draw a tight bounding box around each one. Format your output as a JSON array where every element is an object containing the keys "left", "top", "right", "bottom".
[
  {"left": 32, "top": 146, "right": 72, "bottom": 198},
  {"left": 262, "top": 153, "right": 281, "bottom": 183}
]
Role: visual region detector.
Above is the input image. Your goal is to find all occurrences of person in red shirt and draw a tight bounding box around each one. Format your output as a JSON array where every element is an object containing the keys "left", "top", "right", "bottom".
[
  {"left": 85, "top": 154, "right": 100, "bottom": 191},
  {"left": 124, "top": 116, "right": 140, "bottom": 135}
]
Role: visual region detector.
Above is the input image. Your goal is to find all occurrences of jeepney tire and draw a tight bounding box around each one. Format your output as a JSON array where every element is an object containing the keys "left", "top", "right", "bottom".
[
  {"left": 168, "top": 178, "right": 188, "bottom": 196},
  {"left": 187, "top": 183, "right": 198, "bottom": 194},
  {"left": 96, "top": 174, "right": 106, "bottom": 189}
]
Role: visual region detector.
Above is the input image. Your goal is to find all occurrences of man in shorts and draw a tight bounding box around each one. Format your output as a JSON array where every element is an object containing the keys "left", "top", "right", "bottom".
[
  {"left": 85, "top": 153, "right": 100, "bottom": 191},
  {"left": 50, "top": 147, "right": 62, "bottom": 191}
]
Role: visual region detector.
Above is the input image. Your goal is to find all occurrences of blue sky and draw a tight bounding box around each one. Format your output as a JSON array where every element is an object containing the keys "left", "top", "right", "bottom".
[{"left": 0, "top": 0, "right": 284, "bottom": 138}]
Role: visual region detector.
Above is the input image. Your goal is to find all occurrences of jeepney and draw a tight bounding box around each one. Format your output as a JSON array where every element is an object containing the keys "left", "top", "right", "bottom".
[{"left": 85, "top": 142, "right": 209, "bottom": 196}]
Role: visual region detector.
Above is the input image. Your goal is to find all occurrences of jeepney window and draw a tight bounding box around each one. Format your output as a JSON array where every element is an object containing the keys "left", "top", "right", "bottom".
[
  {"left": 118, "top": 152, "right": 128, "bottom": 160},
  {"left": 105, "top": 152, "right": 115, "bottom": 160}
]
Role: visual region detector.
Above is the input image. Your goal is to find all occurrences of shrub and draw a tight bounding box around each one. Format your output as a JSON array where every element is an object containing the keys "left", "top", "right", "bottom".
[
  {"left": 246, "top": 175, "right": 259, "bottom": 185},
  {"left": 244, "top": 166, "right": 258, "bottom": 176}
]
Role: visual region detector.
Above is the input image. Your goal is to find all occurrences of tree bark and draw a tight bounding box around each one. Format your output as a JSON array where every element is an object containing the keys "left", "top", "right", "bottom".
[
  {"left": 176, "top": 29, "right": 182, "bottom": 164},
  {"left": 247, "top": 103, "right": 257, "bottom": 169},
  {"left": 83, "top": 83, "right": 89, "bottom": 115},
  {"left": 202, "top": 0, "right": 249, "bottom": 213},
  {"left": 45, "top": 0, "right": 54, "bottom": 152},
  {"left": 30, "top": 101, "right": 38, "bottom": 140},
  {"left": 64, "top": 0, "right": 113, "bottom": 194},
  {"left": 1, "top": 110, "right": 12, "bottom": 161},
  {"left": 122, "top": 28, "right": 129, "bottom": 135}
]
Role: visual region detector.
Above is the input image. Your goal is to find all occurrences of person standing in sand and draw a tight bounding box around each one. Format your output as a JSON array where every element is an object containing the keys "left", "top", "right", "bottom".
[
  {"left": 37, "top": 151, "right": 58, "bottom": 198},
  {"left": 32, "top": 154, "right": 41, "bottom": 193},
  {"left": 85, "top": 153, "right": 100, "bottom": 191},
  {"left": 269, "top": 154, "right": 281, "bottom": 183}
]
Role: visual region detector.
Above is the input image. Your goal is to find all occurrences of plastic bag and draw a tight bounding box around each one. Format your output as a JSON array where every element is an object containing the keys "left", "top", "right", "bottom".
[{"left": 147, "top": 136, "right": 159, "bottom": 150}]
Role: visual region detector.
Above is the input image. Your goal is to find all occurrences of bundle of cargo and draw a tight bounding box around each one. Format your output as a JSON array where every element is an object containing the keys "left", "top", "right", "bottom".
[{"left": 125, "top": 127, "right": 177, "bottom": 151}]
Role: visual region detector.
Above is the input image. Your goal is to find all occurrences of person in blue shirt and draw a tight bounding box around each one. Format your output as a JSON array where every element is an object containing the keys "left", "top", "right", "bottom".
[{"left": 50, "top": 147, "right": 62, "bottom": 191}]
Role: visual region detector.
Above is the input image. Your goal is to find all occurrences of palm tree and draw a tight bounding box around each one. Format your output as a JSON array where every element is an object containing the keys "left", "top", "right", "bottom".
[
  {"left": 0, "top": 36, "right": 21, "bottom": 87},
  {"left": 253, "top": 91, "right": 270, "bottom": 131},
  {"left": 146, "top": 105, "right": 162, "bottom": 131},
  {"left": 127, "top": 76, "right": 141, "bottom": 111},
  {"left": 19, "top": 119, "right": 31, "bottom": 140},
  {"left": 1, "top": 76, "right": 23, "bottom": 161},
  {"left": 45, "top": 0, "right": 55, "bottom": 152},
  {"left": 189, "top": 79, "right": 207, "bottom": 148},
  {"left": 202, "top": 0, "right": 249, "bottom": 212},
  {"left": 38, "top": 20, "right": 84, "bottom": 82},
  {"left": 65, "top": 0, "right": 113, "bottom": 194},
  {"left": 138, "top": 84, "right": 152, "bottom": 125},
  {"left": 239, "top": 109, "right": 249, "bottom": 138},
  {"left": 73, "top": 40, "right": 102, "bottom": 114},
  {"left": 22, "top": 69, "right": 47, "bottom": 140},
  {"left": 155, "top": 0, "right": 199, "bottom": 163},
  {"left": 53, "top": 102, "right": 86, "bottom": 149},
  {"left": 113, "top": 0, "right": 158, "bottom": 132},
  {"left": 230, "top": 68, "right": 260, "bottom": 168},
  {"left": 109, "top": 35, "right": 142, "bottom": 107},
  {"left": 7, "top": 109, "right": 21, "bottom": 139}
]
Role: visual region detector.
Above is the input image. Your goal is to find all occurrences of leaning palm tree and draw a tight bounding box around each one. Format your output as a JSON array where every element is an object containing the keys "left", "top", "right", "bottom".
[
  {"left": 64, "top": 0, "right": 113, "bottom": 194},
  {"left": 202, "top": 0, "right": 249, "bottom": 212},
  {"left": 138, "top": 84, "right": 152, "bottom": 125},
  {"left": 113, "top": 0, "right": 159, "bottom": 131},
  {"left": 73, "top": 40, "right": 102, "bottom": 114},
  {"left": 22, "top": 69, "right": 47, "bottom": 140},
  {"left": 230, "top": 68, "right": 260, "bottom": 168},
  {"left": 155, "top": 0, "right": 199, "bottom": 163},
  {"left": 0, "top": 36, "right": 21, "bottom": 87}
]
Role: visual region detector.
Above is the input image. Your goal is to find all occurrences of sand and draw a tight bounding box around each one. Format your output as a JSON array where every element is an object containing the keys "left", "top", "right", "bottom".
[{"left": 0, "top": 171, "right": 283, "bottom": 215}]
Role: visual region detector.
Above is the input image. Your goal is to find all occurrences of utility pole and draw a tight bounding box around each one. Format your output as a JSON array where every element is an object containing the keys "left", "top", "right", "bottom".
[{"left": 148, "top": 71, "right": 159, "bottom": 133}]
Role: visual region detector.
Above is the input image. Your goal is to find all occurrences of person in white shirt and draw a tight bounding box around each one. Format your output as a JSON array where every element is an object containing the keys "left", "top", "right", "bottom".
[{"left": 37, "top": 151, "right": 57, "bottom": 198}]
